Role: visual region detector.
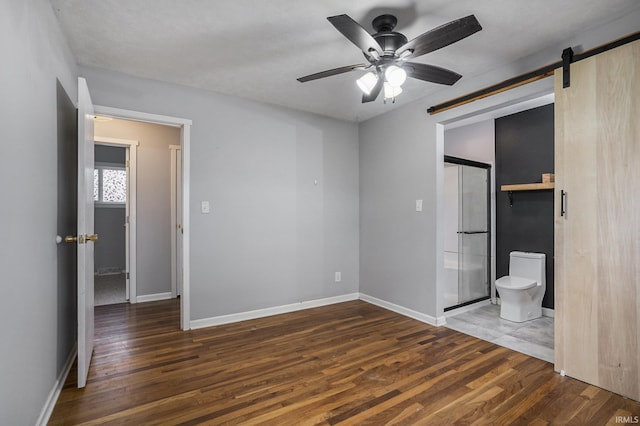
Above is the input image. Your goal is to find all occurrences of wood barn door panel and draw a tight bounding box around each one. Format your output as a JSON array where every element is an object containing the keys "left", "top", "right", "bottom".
[
  {"left": 595, "top": 40, "right": 639, "bottom": 399},
  {"left": 555, "top": 40, "right": 640, "bottom": 401}
]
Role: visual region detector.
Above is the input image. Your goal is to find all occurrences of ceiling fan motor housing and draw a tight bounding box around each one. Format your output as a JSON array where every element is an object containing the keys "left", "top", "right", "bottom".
[
  {"left": 373, "top": 32, "right": 408, "bottom": 56},
  {"left": 371, "top": 15, "right": 408, "bottom": 56}
]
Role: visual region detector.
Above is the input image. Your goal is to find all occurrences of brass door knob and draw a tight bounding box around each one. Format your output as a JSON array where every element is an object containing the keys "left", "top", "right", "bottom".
[
  {"left": 64, "top": 235, "right": 78, "bottom": 243},
  {"left": 85, "top": 234, "right": 99, "bottom": 242}
]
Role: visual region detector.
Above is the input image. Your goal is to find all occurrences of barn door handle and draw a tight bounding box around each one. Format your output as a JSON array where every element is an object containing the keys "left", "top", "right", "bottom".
[{"left": 560, "top": 190, "right": 567, "bottom": 217}]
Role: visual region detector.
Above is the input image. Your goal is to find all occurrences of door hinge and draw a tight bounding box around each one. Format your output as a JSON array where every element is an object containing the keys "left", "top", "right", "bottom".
[
  {"left": 126, "top": 272, "right": 130, "bottom": 279},
  {"left": 126, "top": 160, "right": 130, "bottom": 168}
]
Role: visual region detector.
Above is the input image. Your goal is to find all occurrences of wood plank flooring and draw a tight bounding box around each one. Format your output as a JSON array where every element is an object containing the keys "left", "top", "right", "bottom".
[{"left": 49, "top": 299, "right": 640, "bottom": 425}]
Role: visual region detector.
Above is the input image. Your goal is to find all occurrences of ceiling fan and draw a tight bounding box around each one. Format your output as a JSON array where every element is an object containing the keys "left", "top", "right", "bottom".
[{"left": 297, "top": 13, "right": 482, "bottom": 103}]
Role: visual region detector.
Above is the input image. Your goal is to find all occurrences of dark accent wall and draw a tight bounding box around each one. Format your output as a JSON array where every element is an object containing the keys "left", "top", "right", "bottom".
[{"left": 495, "top": 104, "right": 554, "bottom": 309}]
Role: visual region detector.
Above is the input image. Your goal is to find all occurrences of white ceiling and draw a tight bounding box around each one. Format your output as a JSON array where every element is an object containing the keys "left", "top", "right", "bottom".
[{"left": 50, "top": 0, "right": 639, "bottom": 122}]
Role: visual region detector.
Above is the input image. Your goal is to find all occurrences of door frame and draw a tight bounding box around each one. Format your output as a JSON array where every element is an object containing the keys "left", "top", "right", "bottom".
[
  {"left": 94, "top": 105, "right": 192, "bottom": 330},
  {"left": 169, "top": 144, "right": 182, "bottom": 298},
  {"left": 94, "top": 137, "right": 139, "bottom": 302}
]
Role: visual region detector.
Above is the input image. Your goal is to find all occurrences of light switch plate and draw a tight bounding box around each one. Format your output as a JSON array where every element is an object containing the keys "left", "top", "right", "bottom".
[
  {"left": 201, "top": 201, "right": 210, "bottom": 214},
  {"left": 416, "top": 199, "right": 423, "bottom": 212}
]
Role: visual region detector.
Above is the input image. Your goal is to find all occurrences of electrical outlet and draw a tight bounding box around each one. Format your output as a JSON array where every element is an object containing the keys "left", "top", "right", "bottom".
[{"left": 334, "top": 271, "right": 342, "bottom": 282}]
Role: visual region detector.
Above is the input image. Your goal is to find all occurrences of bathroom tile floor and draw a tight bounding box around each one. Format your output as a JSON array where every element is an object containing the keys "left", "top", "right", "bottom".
[
  {"left": 445, "top": 304, "right": 554, "bottom": 363},
  {"left": 95, "top": 273, "right": 127, "bottom": 306}
]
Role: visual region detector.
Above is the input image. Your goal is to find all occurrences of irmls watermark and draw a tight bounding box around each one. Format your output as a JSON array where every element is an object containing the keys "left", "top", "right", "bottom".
[{"left": 616, "top": 415, "right": 640, "bottom": 424}]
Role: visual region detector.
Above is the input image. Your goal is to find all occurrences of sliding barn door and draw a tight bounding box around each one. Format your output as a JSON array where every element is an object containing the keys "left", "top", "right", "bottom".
[{"left": 554, "top": 40, "right": 640, "bottom": 401}]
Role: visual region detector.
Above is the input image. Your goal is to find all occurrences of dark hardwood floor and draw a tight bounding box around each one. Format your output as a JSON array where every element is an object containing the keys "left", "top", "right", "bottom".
[{"left": 49, "top": 299, "right": 640, "bottom": 425}]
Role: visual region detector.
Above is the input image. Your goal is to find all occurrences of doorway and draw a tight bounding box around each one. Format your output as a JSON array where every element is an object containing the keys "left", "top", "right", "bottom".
[
  {"left": 438, "top": 93, "right": 555, "bottom": 363},
  {"left": 93, "top": 139, "right": 138, "bottom": 305},
  {"left": 93, "top": 106, "right": 191, "bottom": 330}
]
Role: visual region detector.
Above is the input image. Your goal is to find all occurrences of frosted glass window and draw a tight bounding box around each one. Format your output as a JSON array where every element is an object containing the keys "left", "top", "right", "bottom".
[
  {"left": 94, "top": 165, "right": 126, "bottom": 205},
  {"left": 102, "top": 169, "right": 126, "bottom": 202}
]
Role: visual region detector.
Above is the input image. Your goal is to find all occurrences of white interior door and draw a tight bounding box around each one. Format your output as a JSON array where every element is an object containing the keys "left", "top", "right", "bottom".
[{"left": 77, "top": 77, "right": 96, "bottom": 388}]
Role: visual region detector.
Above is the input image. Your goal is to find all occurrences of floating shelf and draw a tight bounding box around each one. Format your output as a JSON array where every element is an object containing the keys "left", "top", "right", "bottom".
[
  {"left": 500, "top": 182, "right": 555, "bottom": 191},
  {"left": 501, "top": 182, "right": 555, "bottom": 206}
]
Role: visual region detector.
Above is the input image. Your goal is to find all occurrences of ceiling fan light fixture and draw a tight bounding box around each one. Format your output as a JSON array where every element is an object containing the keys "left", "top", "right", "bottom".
[
  {"left": 356, "top": 72, "right": 379, "bottom": 95},
  {"left": 385, "top": 65, "right": 407, "bottom": 87},
  {"left": 383, "top": 82, "right": 403, "bottom": 100}
]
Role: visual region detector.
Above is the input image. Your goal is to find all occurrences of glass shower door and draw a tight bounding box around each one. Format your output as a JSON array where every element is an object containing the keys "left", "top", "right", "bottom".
[
  {"left": 444, "top": 156, "right": 491, "bottom": 310},
  {"left": 458, "top": 164, "right": 490, "bottom": 305}
]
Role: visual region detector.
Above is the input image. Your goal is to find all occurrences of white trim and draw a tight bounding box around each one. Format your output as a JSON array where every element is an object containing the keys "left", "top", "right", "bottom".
[
  {"left": 136, "top": 292, "right": 173, "bottom": 303},
  {"left": 443, "top": 299, "right": 492, "bottom": 317},
  {"left": 36, "top": 344, "right": 77, "bottom": 426},
  {"left": 94, "top": 104, "right": 191, "bottom": 331},
  {"left": 358, "top": 294, "right": 447, "bottom": 326},
  {"left": 94, "top": 136, "right": 138, "bottom": 304},
  {"left": 542, "top": 307, "right": 555, "bottom": 318},
  {"left": 169, "top": 145, "right": 181, "bottom": 299},
  {"left": 180, "top": 124, "right": 190, "bottom": 331},
  {"left": 93, "top": 136, "right": 140, "bottom": 147},
  {"left": 190, "top": 293, "right": 360, "bottom": 329},
  {"left": 95, "top": 106, "right": 192, "bottom": 127}
]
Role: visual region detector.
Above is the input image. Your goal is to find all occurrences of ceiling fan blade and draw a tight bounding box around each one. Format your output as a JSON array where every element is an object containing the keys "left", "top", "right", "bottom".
[
  {"left": 328, "top": 14, "right": 384, "bottom": 57},
  {"left": 297, "top": 64, "right": 366, "bottom": 82},
  {"left": 404, "top": 62, "right": 462, "bottom": 85},
  {"left": 396, "top": 15, "right": 481, "bottom": 59},
  {"left": 362, "top": 74, "right": 383, "bottom": 103}
]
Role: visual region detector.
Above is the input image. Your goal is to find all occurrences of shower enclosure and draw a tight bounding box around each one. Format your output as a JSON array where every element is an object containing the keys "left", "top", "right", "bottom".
[{"left": 443, "top": 155, "right": 491, "bottom": 310}]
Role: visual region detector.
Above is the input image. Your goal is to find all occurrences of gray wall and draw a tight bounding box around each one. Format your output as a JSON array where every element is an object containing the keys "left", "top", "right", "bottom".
[
  {"left": 94, "top": 146, "right": 126, "bottom": 275},
  {"left": 444, "top": 120, "right": 495, "bottom": 165},
  {"left": 83, "top": 67, "right": 360, "bottom": 318},
  {"left": 94, "top": 207, "right": 126, "bottom": 273},
  {"left": 359, "top": 10, "right": 640, "bottom": 321},
  {"left": 95, "top": 144, "right": 126, "bottom": 163},
  {"left": 94, "top": 119, "right": 179, "bottom": 297},
  {"left": 0, "top": 1, "right": 78, "bottom": 424}
]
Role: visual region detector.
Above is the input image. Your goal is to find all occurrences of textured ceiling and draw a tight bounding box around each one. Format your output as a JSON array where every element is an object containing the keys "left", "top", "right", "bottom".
[{"left": 50, "top": 0, "right": 639, "bottom": 122}]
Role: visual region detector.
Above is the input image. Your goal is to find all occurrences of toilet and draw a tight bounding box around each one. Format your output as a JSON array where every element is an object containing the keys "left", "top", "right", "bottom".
[{"left": 495, "top": 251, "right": 546, "bottom": 322}]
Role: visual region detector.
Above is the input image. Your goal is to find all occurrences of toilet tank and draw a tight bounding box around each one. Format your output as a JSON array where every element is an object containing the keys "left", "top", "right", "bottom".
[{"left": 509, "top": 251, "right": 546, "bottom": 285}]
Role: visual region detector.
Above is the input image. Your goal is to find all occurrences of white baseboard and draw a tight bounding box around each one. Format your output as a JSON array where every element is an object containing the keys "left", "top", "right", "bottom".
[
  {"left": 358, "top": 293, "right": 446, "bottom": 326},
  {"left": 542, "top": 307, "right": 555, "bottom": 318},
  {"left": 190, "top": 293, "right": 360, "bottom": 329},
  {"left": 136, "top": 292, "right": 173, "bottom": 303},
  {"left": 36, "top": 344, "right": 77, "bottom": 426}
]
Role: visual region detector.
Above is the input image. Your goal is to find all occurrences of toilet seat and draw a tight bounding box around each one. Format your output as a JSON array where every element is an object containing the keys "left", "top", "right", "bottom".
[{"left": 496, "top": 276, "right": 537, "bottom": 290}]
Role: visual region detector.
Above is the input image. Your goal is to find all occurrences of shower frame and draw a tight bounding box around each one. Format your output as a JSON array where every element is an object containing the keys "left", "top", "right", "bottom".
[{"left": 443, "top": 155, "right": 492, "bottom": 311}]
